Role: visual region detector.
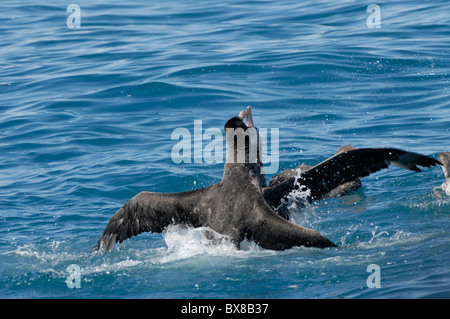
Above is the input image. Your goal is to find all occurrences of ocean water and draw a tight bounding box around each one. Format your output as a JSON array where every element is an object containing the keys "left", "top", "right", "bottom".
[{"left": 1, "top": 0, "right": 449, "bottom": 299}]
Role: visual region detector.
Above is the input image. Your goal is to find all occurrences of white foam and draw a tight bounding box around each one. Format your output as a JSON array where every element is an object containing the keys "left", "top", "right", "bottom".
[
  {"left": 13, "top": 241, "right": 79, "bottom": 263},
  {"left": 153, "top": 225, "right": 238, "bottom": 264},
  {"left": 86, "top": 258, "right": 142, "bottom": 275},
  {"left": 354, "top": 229, "right": 426, "bottom": 250},
  {"left": 143, "top": 224, "right": 280, "bottom": 265}
]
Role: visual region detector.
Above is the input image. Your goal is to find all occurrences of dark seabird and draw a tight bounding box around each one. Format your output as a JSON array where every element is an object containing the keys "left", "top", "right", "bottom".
[
  {"left": 95, "top": 107, "right": 441, "bottom": 252},
  {"left": 433, "top": 152, "right": 450, "bottom": 197}
]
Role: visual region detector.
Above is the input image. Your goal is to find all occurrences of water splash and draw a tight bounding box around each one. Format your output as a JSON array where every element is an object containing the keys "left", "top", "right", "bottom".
[
  {"left": 155, "top": 225, "right": 237, "bottom": 264},
  {"left": 368, "top": 229, "right": 390, "bottom": 244}
]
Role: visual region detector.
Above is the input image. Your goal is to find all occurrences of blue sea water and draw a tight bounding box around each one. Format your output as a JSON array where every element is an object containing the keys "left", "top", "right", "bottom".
[{"left": 1, "top": 0, "right": 449, "bottom": 299}]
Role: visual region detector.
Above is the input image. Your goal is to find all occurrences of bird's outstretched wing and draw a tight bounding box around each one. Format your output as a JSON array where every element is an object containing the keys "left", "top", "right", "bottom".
[
  {"left": 95, "top": 187, "right": 210, "bottom": 251},
  {"left": 264, "top": 148, "right": 441, "bottom": 207},
  {"left": 269, "top": 145, "right": 358, "bottom": 187}
]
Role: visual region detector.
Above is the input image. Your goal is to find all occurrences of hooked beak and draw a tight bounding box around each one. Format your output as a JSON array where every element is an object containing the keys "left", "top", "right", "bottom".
[
  {"left": 237, "top": 106, "right": 254, "bottom": 128},
  {"left": 245, "top": 106, "right": 254, "bottom": 128}
]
